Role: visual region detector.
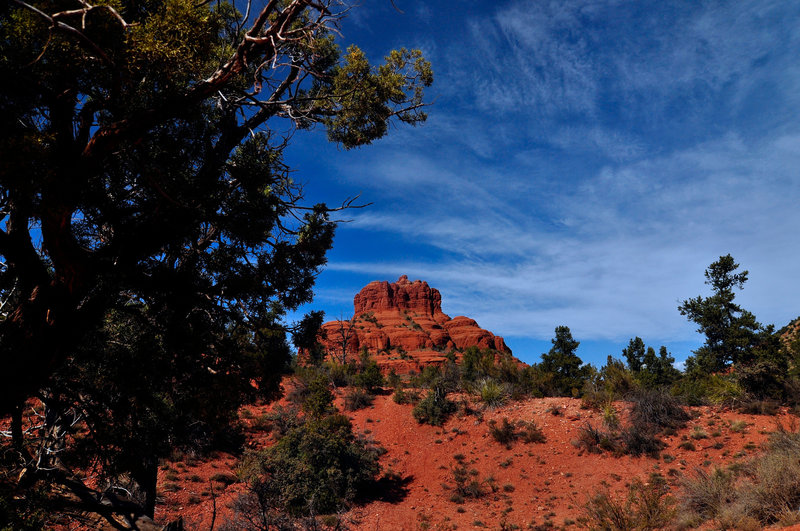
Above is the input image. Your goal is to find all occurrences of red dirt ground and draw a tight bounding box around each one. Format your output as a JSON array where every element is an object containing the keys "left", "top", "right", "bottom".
[{"left": 151, "top": 385, "right": 799, "bottom": 531}]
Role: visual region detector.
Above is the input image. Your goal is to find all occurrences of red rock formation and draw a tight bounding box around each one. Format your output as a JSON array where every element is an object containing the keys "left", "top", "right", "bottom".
[{"left": 316, "top": 275, "right": 515, "bottom": 373}]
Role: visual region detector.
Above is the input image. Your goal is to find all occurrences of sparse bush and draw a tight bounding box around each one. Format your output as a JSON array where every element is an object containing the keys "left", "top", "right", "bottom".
[
  {"left": 519, "top": 421, "right": 546, "bottom": 444},
  {"left": 629, "top": 389, "right": 689, "bottom": 432},
  {"left": 738, "top": 398, "right": 780, "bottom": 416},
  {"left": 451, "top": 463, "right": 485, "bottom": 501},
  {"left": 344, "top": 388, "right": 374, "bottom": 411},
  {"left": 489, "top": 418, "right": 518, "bottom": 448},
  {"left": 392, "top": 386, "right": 419, "bottom": 405},
  {"left": 412, "top": 386, "right": 456, "bottom": 426},
  {"left": 621, "top": 427, "right": 664, "bottom": 458},
  {"left": 602, "top": 402, "right": 620, "bottom": 430},
  {"left": 575, "top": 423, "right": 617, "bottom": 454},
  {"left": 680, "top": 467, "right": 735, "bottom": 520},
  {"left": 264, "top": 404, "right": 302, "bottom": 437},
  {"left": 729, "top": 420, "right": 748, "bottom": 433},
  {"left": 583, "top": 477, "right": 676, "bottom": 530}
]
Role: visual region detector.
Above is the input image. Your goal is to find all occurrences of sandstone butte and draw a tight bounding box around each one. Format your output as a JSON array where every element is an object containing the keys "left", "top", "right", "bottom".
[{"left": 314, "top": 275, "right": 518, "bottom": 373}]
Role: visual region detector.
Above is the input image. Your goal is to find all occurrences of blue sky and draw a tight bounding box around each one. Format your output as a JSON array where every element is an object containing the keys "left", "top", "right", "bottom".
[{"left": 285, "top": 0, "right": 800, "bottom": 367}]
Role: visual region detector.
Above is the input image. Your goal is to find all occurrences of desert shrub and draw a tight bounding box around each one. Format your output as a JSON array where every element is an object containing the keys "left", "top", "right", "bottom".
[
  {"left": 302, "top": 373, "right": 336, "bottom": 418},
  {"left": 677, "top": 424, "right": 800, "bottom": 528},
  {"left": 344, "top": 388, "right": 374, "bottom": 411},
  {"left": 488, "top": 418, "right": 518, "bottom": 448},
  {"left": 451, "top": 464, "right": 485, "bottom": 501},
  {"left": 386, "top": 370, "right": 402, "bottom": 389},
  {"left": 621, "top": 427, "right": 664, "bottom": 458},
  {"left": 680, "top": 467, "right": 736, "bottom": 520},
  {"left": 575, "top": 423, "right": 617, "bottom": 454},
  {"left": 324, "top": 361, "right": 356, "bottom": 387},
  {"left": 479, "top": 379, "right": 506, "bottom": 408},
  {"left": 410, "top": 365, "right": 443, "bottom": 389},
  {"left": 237, "top": 413, "right": 382, "bottom": 517},
  {"left": 629, "top": 389, "right": 689, "bottom": 432},
  {"left": 264, "top": 405, "right": 302, "bottom": 437},
  {"left": 412, "top": 386, "right": 456, "bottom": 426},
  {"left": 582, "top": 477, "right": 676, "bottom": 530},
  {"left": 519, "top": 421, "right": 546, "bottom": 444},
  {"left": 705, "top": 373, "right": 744, "bottom": 406},
  {"left": 392, "top": 386, "right": 419, "bottom": 405},
  {"left": 738, "top": 398, "right": 780, "bottom": 416},
  {"left": 602, "top": 402, "right": 620, "bottom": 430}
]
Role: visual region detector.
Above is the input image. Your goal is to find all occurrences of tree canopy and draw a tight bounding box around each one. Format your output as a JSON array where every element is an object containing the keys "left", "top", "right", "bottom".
[
  {"left": 679, "top": 255, "right": 764, "bottom": 373},
  {"left": 0, "top": 0, "right": 431, "bottom": 519},
  {"left": 539, "top": 325, "right": 588, "bottom": 397}
]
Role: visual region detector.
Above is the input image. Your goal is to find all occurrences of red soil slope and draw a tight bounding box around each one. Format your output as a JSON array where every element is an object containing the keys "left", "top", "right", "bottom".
[{"left": 154, "top": 387, "right": 797, "bottom": 530}]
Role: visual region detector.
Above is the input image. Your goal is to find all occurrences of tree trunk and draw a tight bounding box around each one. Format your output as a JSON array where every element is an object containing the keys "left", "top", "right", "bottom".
[
  {"left": 11, "top": 402, "right": 23, "bottom": 451},
  {"left": 137, "top": 457, "right": 159, "bottom": 518}
]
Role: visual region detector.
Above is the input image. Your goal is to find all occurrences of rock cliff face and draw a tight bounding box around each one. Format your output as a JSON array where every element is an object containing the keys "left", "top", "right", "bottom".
[{"left": 317, "top": 275, "right": 512, "bottom": 373}]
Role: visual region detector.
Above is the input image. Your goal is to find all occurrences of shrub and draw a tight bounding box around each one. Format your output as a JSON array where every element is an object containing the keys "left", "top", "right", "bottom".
[
  {"left": 629, "top": 389, "right": 689, "bottom": 432},
  {"left": 451, "top": 464, "right": 485, "bottom": 500},
  {"left": 479, "top": 379, "right": 506, "bottom": 408},
  {"left": 353, "top": 353, "right": 384, "bottom": 392},
  {"left": 412, "top": 386, "right": 456, "bottom": 426},
  {"left": 738, "top": 399, "right": 780, "bottom": 416},
  {"left": 324, "top": 361, "right": 356, "bottom": 387},
  {"left": 392, "top": 386, "right": 419, "bottom": 405},
  {"left": 519, "top": 420, "right": 546, "bottom": 444},
  {"left": 680, "top": 467, "right": 735, "bottom": 520},
  {"left": 237, "top": 413, "right": 382, "bottom": 517},
  {"left": 583, "top": 477, "right": 676, "bottom": 530},
  {"left": 344, "top": 388, "right": 374, "bottom": 411},
  {"left": 488, "top": 418, "right": 518, "bottom": 448},
  {"left": 621, "top": 427, "right": 664, "bottom": 458},
  {"left": 301, "top": 373, "right": 336, "bottom": 418},
  {"left": 575, "top": 423, "right": 617, "bottom": 454},
  {"left": 264, "top": 404, "right": 302, "bottom": 437},
  {"left": 706, "top": 374, "right": 744, "bottom": 406}
]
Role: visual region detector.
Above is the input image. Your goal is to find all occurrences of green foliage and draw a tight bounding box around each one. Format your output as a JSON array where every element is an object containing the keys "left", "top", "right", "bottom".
[
  {"left": 323, "top": 46, "right": 432, "bottom": 149},
  {"left": 237, "top": 413, "right": 382, "bottom": 517},
  {"left": 412, "top": 386, "right": 456, "bottom": 426},
  {"left": 539, "top": 326, "right": 589, "bottom": 397},
  {"left": 353, "top": 351, "right": 384, "bottom": 392},
  {"left": 0, "top": 0, "right": 430, "bottom": 518},
  {"left": 343, "top": 388, "right": 373, "bottom": 412},
  {"left": 301, "top": 374, "right": 335, "bottom": 419},
  {"left": 679, "top": 255, "right": 771, "bottom": 373},
  {"left": 479, "top": 379, "right": 506, "bottom": 408}
]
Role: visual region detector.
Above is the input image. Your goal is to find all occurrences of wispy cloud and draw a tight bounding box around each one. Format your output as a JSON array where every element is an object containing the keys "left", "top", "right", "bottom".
[
  {"left": 307, "top": 1, "right": 800, "bottom": 365},
  {"left": 331, "top": 132, "right": 800, "bottom": 344}
]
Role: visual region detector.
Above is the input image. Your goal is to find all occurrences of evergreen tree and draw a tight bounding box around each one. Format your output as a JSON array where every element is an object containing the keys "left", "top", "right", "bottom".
[
  {"left": 540, "top": 326, "right": 588, "bottom": 396},
  {"left": 679, "top": 255, "right": 766, "bottom": 373},
  {"left": 0, "top": 0, "right": 431, "bottom": 519}
]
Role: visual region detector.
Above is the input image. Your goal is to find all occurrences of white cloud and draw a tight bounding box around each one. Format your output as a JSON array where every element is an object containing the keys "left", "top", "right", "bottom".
[{"left": 331, "top": 132, "right": 800, "bottom": 344}]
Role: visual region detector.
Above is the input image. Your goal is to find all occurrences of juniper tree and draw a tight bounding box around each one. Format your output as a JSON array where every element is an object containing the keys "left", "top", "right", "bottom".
[{"left": 0, "top": 0, "right": 431, "bottom": 518}]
